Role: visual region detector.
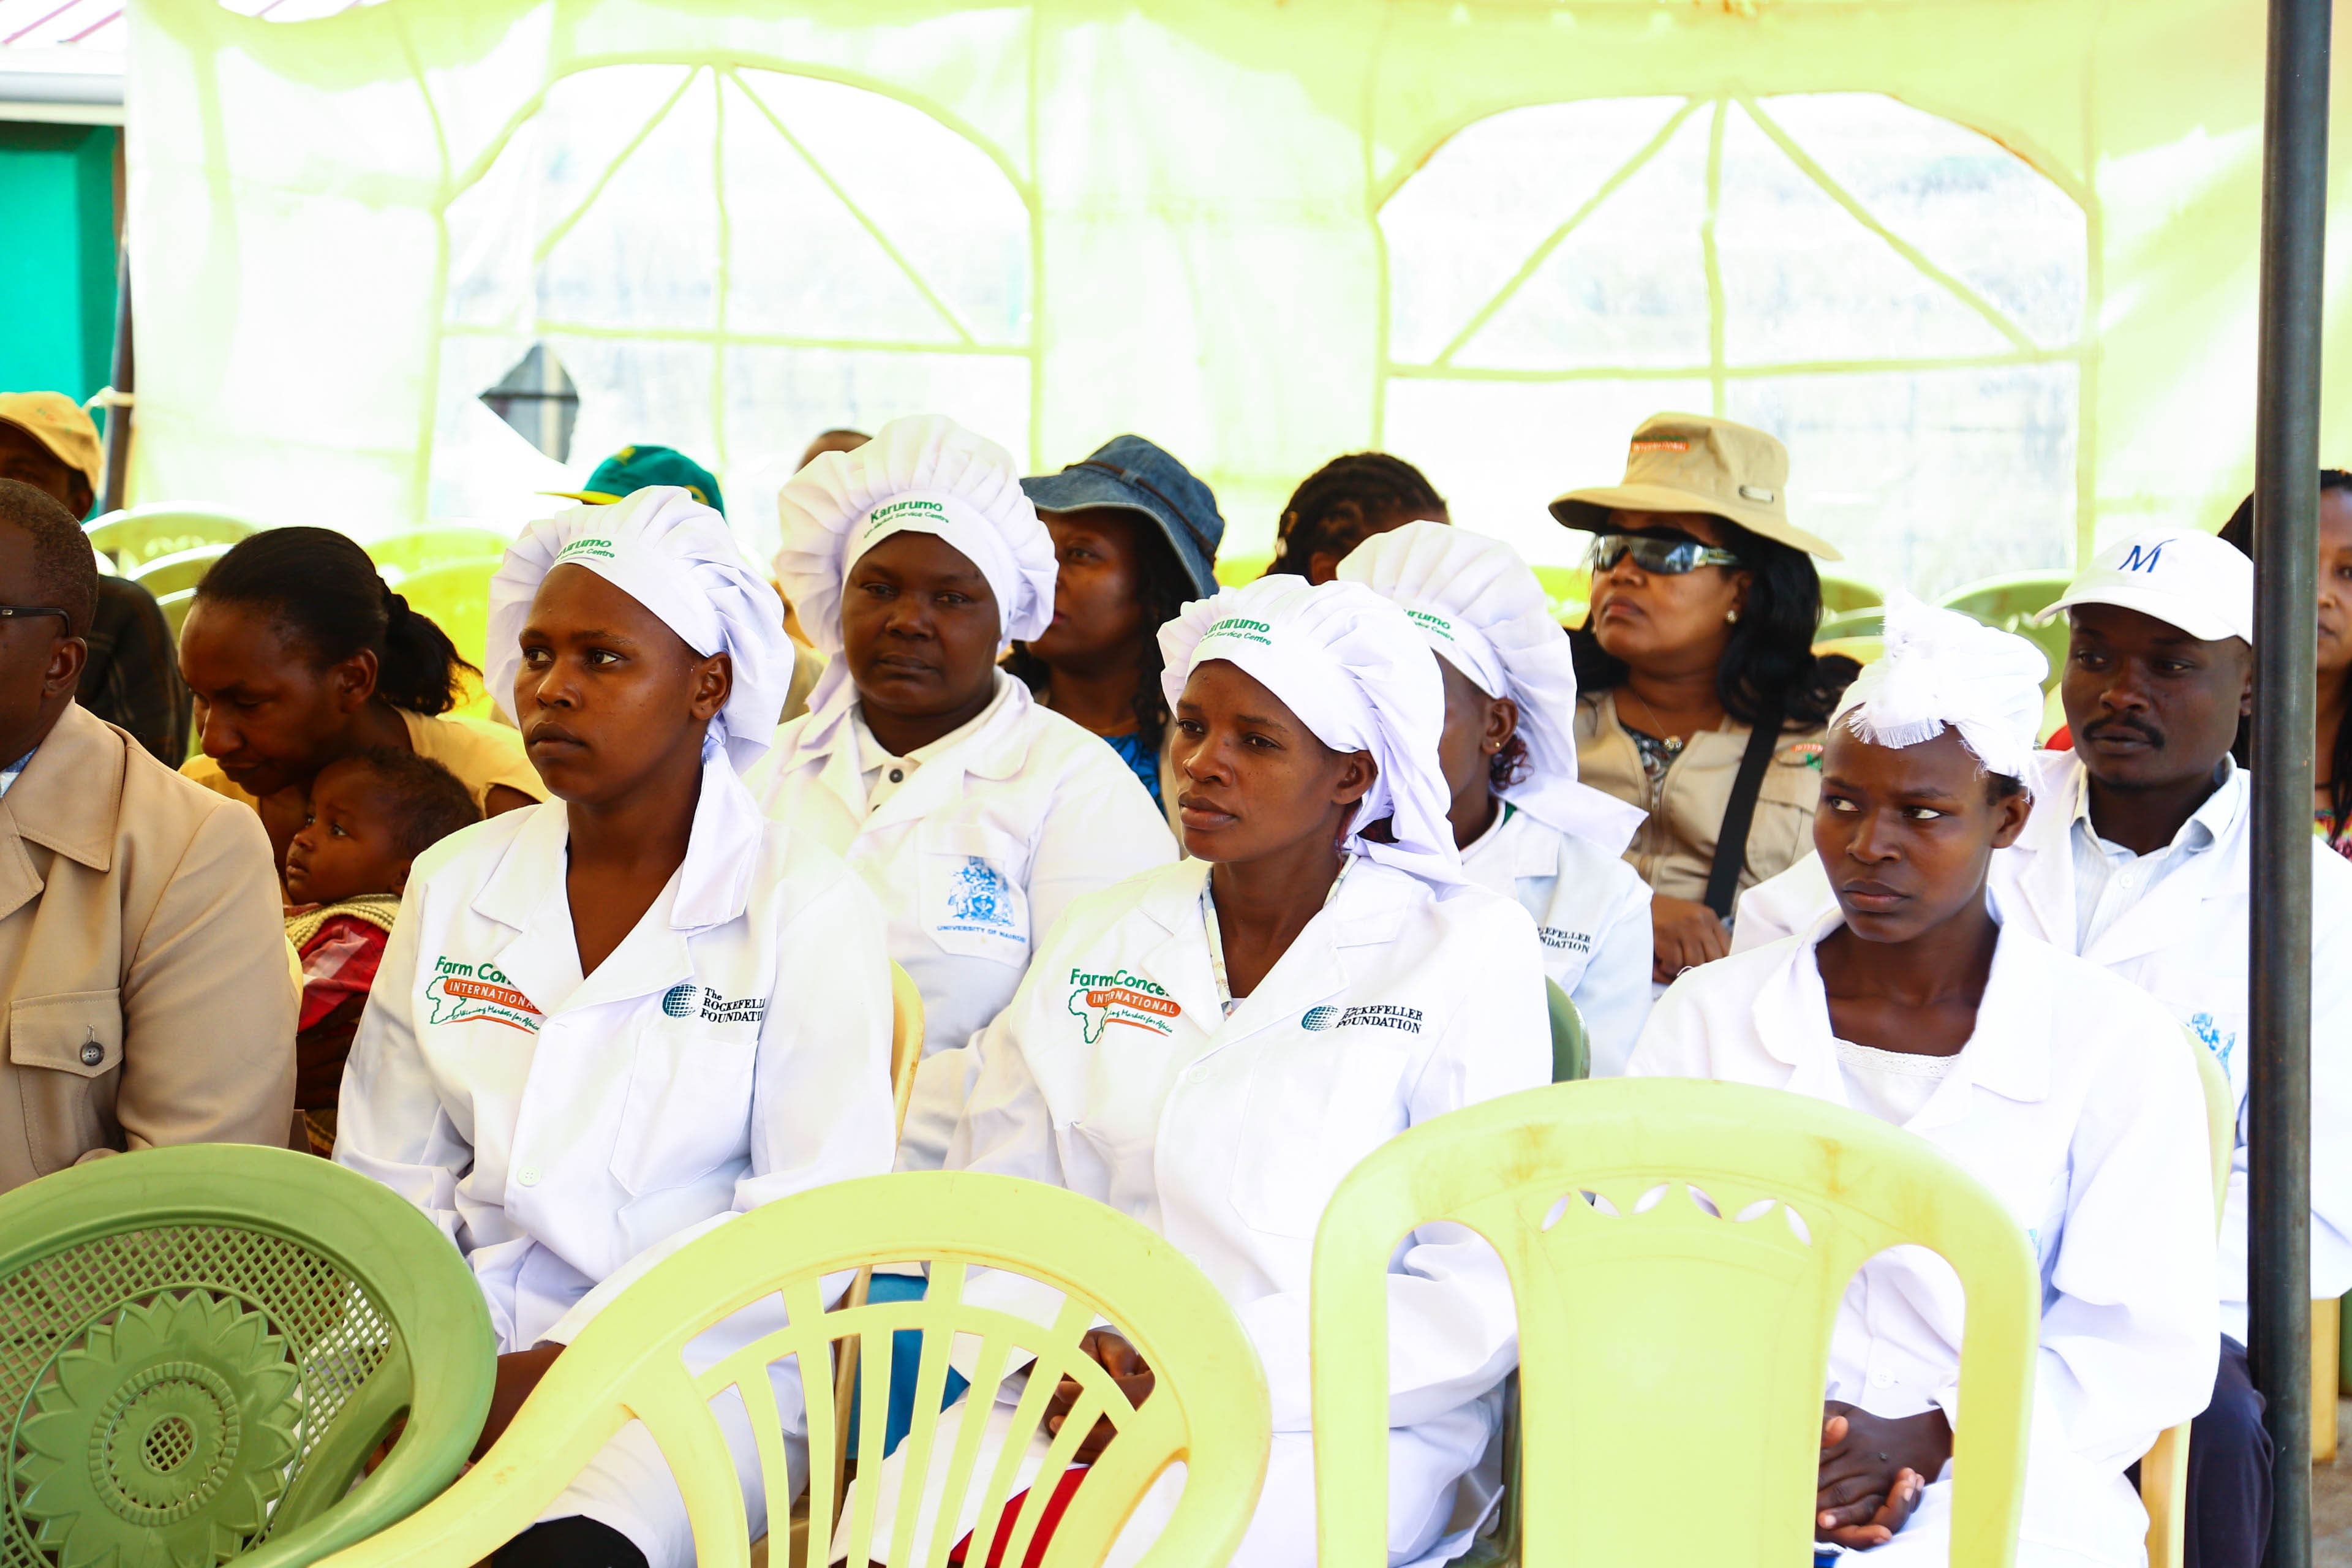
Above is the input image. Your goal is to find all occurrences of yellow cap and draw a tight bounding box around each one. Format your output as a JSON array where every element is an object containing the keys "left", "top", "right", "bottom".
[
  {"left": 0, "top": 391, "right": 103, "bottom": 500},
  {"left": 1550, "top": 412, "right": 1840, "bottom": 561}
]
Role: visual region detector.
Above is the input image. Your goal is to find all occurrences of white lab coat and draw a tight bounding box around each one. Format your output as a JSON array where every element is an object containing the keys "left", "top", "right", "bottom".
[
  {"left": 337, "top": 759, "right": 897, "bottom": 1566},
  {"left": 1630, "top": 911, "right": 2218, "bottom": 1567},
  {"left": 1733, "top": 748, "right": 2352, "bottom": 1340},
  {"left": 848, "top": 856, "right": 1551, "bottom": 1568},
  {"left": 751, "top": 672, "right": 1175, "bottom": 1168},
  {"left": 1458, "top": 801, "right": 1654, "bottom": 1076}
]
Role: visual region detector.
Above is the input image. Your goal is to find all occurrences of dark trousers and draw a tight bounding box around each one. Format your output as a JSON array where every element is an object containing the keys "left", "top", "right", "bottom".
[
  {"left": 2185, "top": 1335, "right": 2272, "bottom": 1568},
  {"left": 494, "top": 1517, "right": 649, "bottom": 1568}
]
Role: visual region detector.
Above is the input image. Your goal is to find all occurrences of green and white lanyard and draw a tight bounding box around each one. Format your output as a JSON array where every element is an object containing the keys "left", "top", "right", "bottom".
[{"left": 1202, "top": 854, "right": 1355, "bottom": 1018}]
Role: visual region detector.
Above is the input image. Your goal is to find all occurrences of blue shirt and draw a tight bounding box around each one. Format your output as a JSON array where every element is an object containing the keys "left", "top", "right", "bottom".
[{"left": 1103, "top": 729, "right": 1160, "bottom": 804}]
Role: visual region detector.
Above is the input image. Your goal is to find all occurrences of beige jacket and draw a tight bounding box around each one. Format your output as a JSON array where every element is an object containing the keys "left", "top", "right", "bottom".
[
  {"left": 1574, "top": 689, "right": 1827, "bottom": 916},
  {"left": 0, "top": 703, "right": 296, "bottom": 1191}
]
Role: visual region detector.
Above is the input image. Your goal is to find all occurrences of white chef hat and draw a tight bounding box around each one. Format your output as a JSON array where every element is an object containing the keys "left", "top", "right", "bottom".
[
  {"left": 1830, "top": 593, "right": 2048, "bottom": 794},
  {"left": 1159, "top": 576, "right": 1464, "bottom": 888},
  {"left": 774, "top": 414, "right": 1055, "bottom": 660},
  {"left": 1337, "top": 521, "right": 1646, "bottom": 854},
  {"left": 487, "top": 486, "right": 791, "bottom": 775}
]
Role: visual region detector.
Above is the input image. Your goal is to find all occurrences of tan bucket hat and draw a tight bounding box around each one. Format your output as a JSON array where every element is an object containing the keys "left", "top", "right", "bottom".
[
  {"left": 1550, "top": 412, "right": 1841, "bottom": 561},
  {"left": 0, "top": 391, "right": 104, "bottom": 500}
]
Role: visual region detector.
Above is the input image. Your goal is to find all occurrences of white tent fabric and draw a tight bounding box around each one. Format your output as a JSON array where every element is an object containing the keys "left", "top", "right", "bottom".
[{"left": 121, "top": 0, "right": 2348, "bottom": 595}]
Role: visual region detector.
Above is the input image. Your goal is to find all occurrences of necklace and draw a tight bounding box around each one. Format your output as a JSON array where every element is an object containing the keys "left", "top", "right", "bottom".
[{"left": 1621, "top": 687, "right": 1687, "bottom": 753}]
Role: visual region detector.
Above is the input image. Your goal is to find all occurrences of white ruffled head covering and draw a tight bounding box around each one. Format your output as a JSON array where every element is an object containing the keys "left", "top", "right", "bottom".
[
  {"left": 1830, "top": 594, "right": 2048, "bottom": 793},
  {"left": 1159, "top": 576, "right": 1464, "bottom": 888},
  {"left": 1337, "top": 521, "right": 1646, "bottom": 854},
  {"left": 487, "top": 485, "right": 792, "bottom": 775},
  {"left": 774, "top": 415, "right": 1055, "bottom": 752}
]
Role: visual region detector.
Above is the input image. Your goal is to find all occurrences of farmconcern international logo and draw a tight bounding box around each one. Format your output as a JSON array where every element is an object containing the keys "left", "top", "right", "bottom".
[
  {"left": 425, "top": 956, "right": 543, "bottom": 1033},
  {"left": 1066, "top": 967, "right": 1181, "bottom": 1042},
  {"left": 1202, "top": 617, "right": 1273, "bottom": 647}
]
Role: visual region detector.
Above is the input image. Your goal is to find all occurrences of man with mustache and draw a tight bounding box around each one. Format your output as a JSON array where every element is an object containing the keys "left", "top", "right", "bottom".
[{"left": 1735, "top": 527, "right": 2352, "bottom": 1568}]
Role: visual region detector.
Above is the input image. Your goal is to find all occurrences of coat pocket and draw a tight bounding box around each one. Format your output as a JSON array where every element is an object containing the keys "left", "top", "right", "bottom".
[
  {"left": 10, "top": 990, "right": 124, "bottom": 1177},
  {"left": 608, "top": 1024, "right": 759, "bottom": 1198},
  {"left": 919, "top": 826, "right": 1031, "bottom": 965},
  {"left": 1229, "top": 1037, "right": 1411, "bottom": 1240}
]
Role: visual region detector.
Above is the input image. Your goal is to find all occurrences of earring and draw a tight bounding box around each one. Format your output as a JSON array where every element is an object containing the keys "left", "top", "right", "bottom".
[{"left": 1726, "top": 608, "right": 1740, "bottom": 624}]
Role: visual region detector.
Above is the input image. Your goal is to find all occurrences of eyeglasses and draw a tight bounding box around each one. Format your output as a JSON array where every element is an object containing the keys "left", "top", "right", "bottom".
[
  {"left": 1585, "top": 533, "right": 1743, "bottom": 576},
  {"left": 0, "top": 606, "right": 68, "bottom": 628}
]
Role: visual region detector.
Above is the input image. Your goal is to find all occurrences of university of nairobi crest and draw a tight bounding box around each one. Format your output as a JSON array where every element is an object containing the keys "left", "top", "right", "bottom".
[{"left": 942, "top": 856, "right": 1017, "bottom": 933}]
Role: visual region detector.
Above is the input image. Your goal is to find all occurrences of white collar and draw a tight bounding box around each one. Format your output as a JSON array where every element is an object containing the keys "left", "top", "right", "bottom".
[
  {"left": 2069, "top": 753, "right": 2243, "bottom": 858},
  {"left": 851, "top": 669, "right": 1016, "bottom": 774}
]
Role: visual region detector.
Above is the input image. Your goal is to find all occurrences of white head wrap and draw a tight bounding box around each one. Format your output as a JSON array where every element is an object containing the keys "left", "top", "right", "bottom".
[
  {"left": 487, "top": 486, "right": 792, "bottom": 775},
  {"left": 1337, "top": 521, "right": 1646, "bottom": 854},
  {"left": 1830, "top": 594, "right": 2048, "bottom": 793},
  {"left": 774, "top": 415, "right": 1055, "bottom": 752},
  {"left": 1159, "top": 576, "right": 1464, "bottom": 888}
]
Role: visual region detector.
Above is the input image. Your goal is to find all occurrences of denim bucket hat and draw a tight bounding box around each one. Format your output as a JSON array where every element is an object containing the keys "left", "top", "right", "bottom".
[{"left": 1020, "top": 435, "right": 1225, "bottom": 600}]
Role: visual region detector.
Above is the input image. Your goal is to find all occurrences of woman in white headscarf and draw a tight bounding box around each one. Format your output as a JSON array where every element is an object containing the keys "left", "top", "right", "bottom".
[
  {"left": 1627, "top": 598, "right": 2215, "bottom": 1567},
  {"left": 756, "top": 415, "right": 1175, "bottom": 1170},
  {"left": 336, "top": 487, "right": 897, "bottom": 1568},
  {"left": 1340, "top": 519, "right": 1656, "bottom": 1071},
  {"left": 839, "top": 575, "right": 1551, "bottom": 1568}
]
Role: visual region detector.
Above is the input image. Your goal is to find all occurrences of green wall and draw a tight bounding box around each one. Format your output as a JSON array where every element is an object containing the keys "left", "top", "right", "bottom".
[{"left": 0, "top": 123, "right": 119, "bottom": 409}]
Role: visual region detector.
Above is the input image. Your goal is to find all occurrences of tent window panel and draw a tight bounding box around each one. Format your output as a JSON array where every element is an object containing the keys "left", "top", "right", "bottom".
[{"left": 1727, "top": 363, "right": 2078, "bottom": 601}]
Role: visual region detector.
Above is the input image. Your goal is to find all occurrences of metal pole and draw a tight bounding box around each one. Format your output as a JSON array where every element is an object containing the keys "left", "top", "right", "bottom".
[
  {"left": 99, "top": 244, "right": 134, "bottom": 516},
  {"left": 2253, "top": 1, "right": 2328, "bottom": 1562}
]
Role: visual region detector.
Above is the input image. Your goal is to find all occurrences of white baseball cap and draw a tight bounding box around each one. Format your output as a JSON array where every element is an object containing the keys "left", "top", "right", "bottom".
[{"left": 2034, "top": 528, "right": 2255, "bottom": 645}]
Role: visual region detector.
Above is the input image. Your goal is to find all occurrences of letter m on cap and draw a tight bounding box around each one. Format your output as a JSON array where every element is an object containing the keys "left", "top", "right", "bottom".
[{"left": 2120, "top": 541, "right": 2168, "bottom": 573}]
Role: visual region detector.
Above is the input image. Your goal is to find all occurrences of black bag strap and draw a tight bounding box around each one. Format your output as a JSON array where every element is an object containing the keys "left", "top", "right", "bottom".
[{"left": 1702, "top": 701, "right": 1785, "bottom": 921}]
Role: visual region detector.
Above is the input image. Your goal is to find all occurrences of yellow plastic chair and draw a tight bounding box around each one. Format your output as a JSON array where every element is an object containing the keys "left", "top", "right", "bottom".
[
  {"left": 394, "top": 557, "right": 504, "bottom": 720},
  {"left": 1529, "top": 564, "right": 1589, "bottom": 628},
  {"left": 85, "top": 505, "right": 257, "bottom": 573},
  {"left": 1815, "top": 606, "right": 1885, "bottom": 644},
  {"left": 127, "top": 542, "right": 230, "bottom": 601},
  {"left": 1817, "top": 570, "right": 1884, "bottom": 616},
  {"left": 368, "top": 526, "right": 513, "bottom": 580},
  {"left": 2139, "top": 1033, "right": 2237, "bottom": 1567},
  {"left": 1812, "top": 635, "right": 1885, "bottom": 669},
  {"left": 1940, "top": 571, "right": 2074, "bottom": 692},
  {"left": 315, "top": 1172, "right": 1272, "bottom": 1568},
  {"left": 1311, "top": 1077, "right": 2038, "bottom": 1567},
  {"left": 154, "top": 586, "right": 197, "bottom": 643}
]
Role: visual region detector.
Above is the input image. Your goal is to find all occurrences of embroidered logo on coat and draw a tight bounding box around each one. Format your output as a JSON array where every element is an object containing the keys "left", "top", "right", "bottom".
[
  {"left": 1538, "top": 927, "right": 1593, "bottom": 954},
  {"left": 942, "top": 857, "right": 1018, "bottom": 937},
  {"left": 2191, "top": 1011, "right": 2237, "bottom": 1075},
  {"left": 1302, "top": 1005, "right": 1341, "bottom": 1031},
  {"left": 1066, "top": 968, "right": 1180, "bottom": 1042},
  {"left": 661, "top": 982, "right": 768, "bottom": 1025},
  {"left": 426, "top": 957, "right": 543, "bottom": 1033},
  {"left": 662, "top": 983, "right": 698, "bottom": 1018},
  {"left": 1776, "top": 741, "right": 1824, "bottom": 769},
  {"left": 1333, "top": 1005, "right": 1424, "bottom": 1035}
]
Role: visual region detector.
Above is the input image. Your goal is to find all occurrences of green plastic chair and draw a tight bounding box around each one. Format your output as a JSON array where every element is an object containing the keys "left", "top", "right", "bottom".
[
  {"left": 1311, "top": 1077, "right": 2038, "bottom": 1567},
  {"left": 1544, "top": 981, "right": 1587, "bottom": 1086},
  {"left": 84, "top": 507, "right": 258, "bottom": 574},
  {"left": 1528, "top": 565, "right": 1590, "bottom": 629},
  {"left": 1814, "top": 606, "right": 1885, "bottom": 644},
  {"left": 154, "top": 587, "right": 198, "bottom": 644},
  {"left": 392, "top": 557, "right": 505, "bottom": 718},
  {"left": 1213, "top": 550, "right": 1272, "bottom": 586},
  {"left": 0, "top": 1144, "right": 495, "bottom": 1568},
  {"left": 1940, "top": 571, "right": 2075, "bottom": 690},
  {"left": 1816, "top": 570, "right": 1883, "bottom": 616},
  {"left": 127, "top": 543, "right": 232, "bottom": 602},
  {"left": 317, "top": 1171, "right": 1272, "bottom": 1568},
  {"left": 367, "top": 527, "right": 513, "bottom": 581}
]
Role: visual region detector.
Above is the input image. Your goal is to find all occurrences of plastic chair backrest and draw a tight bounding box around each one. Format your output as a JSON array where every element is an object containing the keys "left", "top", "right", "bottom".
[
  {"left": 2140, "top": 1031, "right": 2239, "bottom": 1567},
  {"left": 1939, "top": 571, "right": 2074, "bottom": 689},
  {"left": 84, "top": 506, "right": 258, "bottom": 573},
  {"left": 1544, "top": 981, "right": 1588, "bottom": 1085},
  {"left": 154, "top": 587, "right": 197, "bottom": 643},
  {"left": 317, "top": 1172, "right": 1272, "bottom": 1568},
  {"left": 1815, "top": 607, "right": 1885, "bottom": 644},
  {"left": 1311, "top": 1077, "right": 2038, "bottom": 1568},
  {"left": 391, "top": 559, "right": 502, "bottom": 673},
  {"left": 127, "top": 543, "right": 230, "bottom": 600},
  {"left": 368, "top": 527, "right": 513, "bottom": 580},
  {"left": 1212, "top": 551, "right": 1271, "bottom": 587},
  {"left": 1816, "top": 571, "right": 1884, "bottom": 615},
  {"left": 1812, "top": 635, "right": 1885, "bottom": 669},
  {"left": 0, "top": 1145, "right": 495, "bottom": 1568},
  {"left": 1529, "top": 565, "right": 1590, "bottom": 627}
]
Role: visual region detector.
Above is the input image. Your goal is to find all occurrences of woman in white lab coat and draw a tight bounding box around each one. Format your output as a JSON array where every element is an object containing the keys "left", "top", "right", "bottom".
[
  {"left": 843, "top": 575, "right": 1551, "bottom": 1568},
  {"left": 337, "top": 488, "right": 897, "bottom": 1568},
  {"left": 756, "top": 416, "right": 1175, "bottom": 1168},
  {"left": 1627, "top": 599, "right": 2216, "bottom": 1566},
  {"left": 1338, "top": 520, "right": 1655, "bottom": 1071}
]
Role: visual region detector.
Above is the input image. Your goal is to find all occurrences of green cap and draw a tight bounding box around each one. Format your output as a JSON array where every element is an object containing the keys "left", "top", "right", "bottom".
[{"left": 544, "top": 444, "right": 725, "bottom": 515}]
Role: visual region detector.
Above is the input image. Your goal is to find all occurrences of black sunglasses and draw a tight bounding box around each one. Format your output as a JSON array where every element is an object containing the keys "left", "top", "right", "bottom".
[
  {"left": 1584, "top": 533, "right": 1743, "bottom": 576},
  {"left": 0, "top": 605, "right": 69, "bottom": 629}
]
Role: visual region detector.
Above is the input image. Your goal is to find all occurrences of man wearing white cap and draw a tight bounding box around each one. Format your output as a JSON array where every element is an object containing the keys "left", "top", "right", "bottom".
[
  {"left": 1735, "top": 529, "right": 2352, "bottom": 1568},
  {"left": 337, "top": 487, "right": 897, "bottom": 1568},
  {"left": 844, "top": 575, "right": 1548, "bottom": 1568},
  {"left": 1637, "top": 598, "right": 2216, "bottom": 1566},
  {"left": 1338, "top": 521, "right": 1656, "bottom": 1070},
  {"left": 759, "top": 415, "right": 1173, "bottom": 1170}
]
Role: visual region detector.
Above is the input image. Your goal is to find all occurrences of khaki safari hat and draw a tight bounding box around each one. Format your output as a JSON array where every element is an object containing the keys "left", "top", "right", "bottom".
[
  {"left": 1550, "top": 412, "right": 1840, "bottom": 561},
  {"left": 0, "top": 391, "right": 103, "bottom": 499}
]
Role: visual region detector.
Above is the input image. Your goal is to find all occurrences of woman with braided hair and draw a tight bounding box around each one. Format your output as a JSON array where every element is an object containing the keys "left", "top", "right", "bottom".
[
  {"left": 1264, "top": 450, "right": 1450, "bottom": 584},
  {"left": 178, "top": 526, "right": 543, "bottom": 873}
]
